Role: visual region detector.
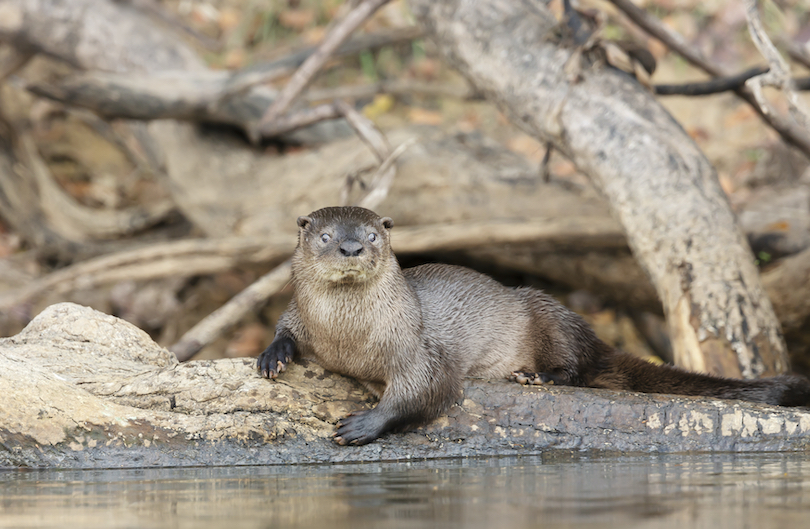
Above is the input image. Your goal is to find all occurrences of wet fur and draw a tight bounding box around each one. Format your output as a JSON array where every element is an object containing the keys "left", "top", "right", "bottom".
[{"left": 258, "top": 207, "right": 810, "bottom": 445}]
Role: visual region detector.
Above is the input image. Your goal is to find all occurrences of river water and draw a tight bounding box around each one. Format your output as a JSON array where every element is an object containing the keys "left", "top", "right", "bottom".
[{"left": 2, "top": 452, "right": 809, "bottom": 528}]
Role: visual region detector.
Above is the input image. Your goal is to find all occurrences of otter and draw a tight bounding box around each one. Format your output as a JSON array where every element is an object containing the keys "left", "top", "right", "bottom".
[{"left": 257, "top": 206, "right": 810, "bottom": 445}]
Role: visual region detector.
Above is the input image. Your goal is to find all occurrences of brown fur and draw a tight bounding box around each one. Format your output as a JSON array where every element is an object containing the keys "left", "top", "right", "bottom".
[{"left": 258, "top": 206, "right": 810, "bottom": 445}]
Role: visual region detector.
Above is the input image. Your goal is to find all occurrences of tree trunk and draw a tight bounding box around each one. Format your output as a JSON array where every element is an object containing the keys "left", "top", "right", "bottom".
[{"left": 408, "top": 0, "right": 788, "bottom": 378}]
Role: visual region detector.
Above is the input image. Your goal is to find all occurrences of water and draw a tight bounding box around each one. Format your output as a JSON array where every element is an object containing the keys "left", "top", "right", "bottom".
[{"left": 2, "top": 453, "right": 810, "bottom": 529}]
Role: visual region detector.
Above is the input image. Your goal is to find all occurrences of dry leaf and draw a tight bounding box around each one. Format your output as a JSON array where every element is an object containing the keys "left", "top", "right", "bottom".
[
  {"left": 408, "top": 107, "right": 443, "bottom": 125},
  {"left": 218, "top": 8, "right": 241, "bottom": 32},
  {"left": 507, "top": 135, "right": 546, "bottom": 163},
  {"left": 363, "top": 94, "right": 395, "bottom": 119},
  {"left": 278, "top": 9, "right": 316, "bottom": 31}
]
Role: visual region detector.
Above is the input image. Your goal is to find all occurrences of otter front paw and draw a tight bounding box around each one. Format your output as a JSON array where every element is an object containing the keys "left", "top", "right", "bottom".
[
  {"left": 257, "top": 336, "right": 296, "bottom": 379},
  {"left": 334, "top": 409, "right": 387, "bottom": 446}
]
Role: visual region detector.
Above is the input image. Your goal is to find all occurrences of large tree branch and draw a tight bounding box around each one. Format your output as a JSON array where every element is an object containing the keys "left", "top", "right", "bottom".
[{"left": 409, "top": 0, "right": 788, "bottom": 378}]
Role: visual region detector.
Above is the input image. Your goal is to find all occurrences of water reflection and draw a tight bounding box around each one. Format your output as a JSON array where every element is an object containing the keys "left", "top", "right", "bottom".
[{"left": 1, "top": 453, "right": 810, "bottom": 528}]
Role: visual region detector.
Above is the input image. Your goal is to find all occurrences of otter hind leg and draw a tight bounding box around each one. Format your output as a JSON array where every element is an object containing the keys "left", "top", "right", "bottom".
[
  {"left": 509, "top": 370, "right": 571, "bottom": 386},
  {"left": 334, "top": 397, "right": 423, "bottom": 446},
  {"left": 334, "top": 407, "right": 401, "bottom": 446}
]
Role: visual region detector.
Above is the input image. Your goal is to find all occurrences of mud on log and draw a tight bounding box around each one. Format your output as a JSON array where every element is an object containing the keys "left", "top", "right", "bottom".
[{"left": 1, "top": 303, "right": 809, "bottom": 469}]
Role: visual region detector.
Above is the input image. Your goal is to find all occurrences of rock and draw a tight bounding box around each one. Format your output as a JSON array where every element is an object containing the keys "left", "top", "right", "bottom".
[{"left": 1, "top": 303, "right": 809, "bottom": 469}]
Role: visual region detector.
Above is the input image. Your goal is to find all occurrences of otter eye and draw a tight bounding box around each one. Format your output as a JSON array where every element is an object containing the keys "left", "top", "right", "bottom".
[
  {"left": 368, "top": 233, "right": 377, "bottom": 243},
  {"left": 320, "top": 233, "right": 331, "bottom": 243}
]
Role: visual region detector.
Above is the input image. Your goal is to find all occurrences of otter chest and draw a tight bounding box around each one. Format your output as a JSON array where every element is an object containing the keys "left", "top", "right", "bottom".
[{"left": 298, "top": 292, "right": 394, "bottom": 379}]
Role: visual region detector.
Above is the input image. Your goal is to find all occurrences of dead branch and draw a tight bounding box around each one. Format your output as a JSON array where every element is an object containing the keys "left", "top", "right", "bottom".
[
  {"left": 26, "top": 27, "right": 424, "bottom": 141},
  {"left": 219, "top": 26, "right": 423, "bottom": 99},
  {"left": 607, "top": 0, "right": 810, "bottom": 158},
  {"left": 0, "top": 237, "right": 293, "bottom": 311},
  {"left": 782, "top": 39, "right": 810, "bottom": 70},
  {"left": 0, "top": 215, "right": 629, "bottom": 315},
  {"left": 654, "top": 67, "right": 768, "bottom": 96},
  {"left": 123, "top": 0, "right": 222, "bottom": 52},
  {"left": 355, "top": 139, "right": 416, "bottom": 210},
  {"left": 14, "top": 129, "right": 174, "bottom": 240},
  {"left": 257, "top": 103, "right": 343, "bottom": 138},
  {"left": 254, "top": 0, "right": 392, "bottom": 139},
  {"left": 334, "top": 99, "right": 390, "bottom": 161},
  {"left": 304, "top": 80, "right": 481, "bottom": 103},
  {"left": 743, "top": 0, "right": 810, "bottom": 131}
]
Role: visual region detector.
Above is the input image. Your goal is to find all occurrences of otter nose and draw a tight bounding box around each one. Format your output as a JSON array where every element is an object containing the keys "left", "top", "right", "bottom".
[{"left": 339, "top": 239, "right": 364, "bottom": 257}]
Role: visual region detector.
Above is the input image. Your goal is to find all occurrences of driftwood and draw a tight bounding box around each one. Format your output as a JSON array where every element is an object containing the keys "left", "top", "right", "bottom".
[
  {"left": 2, "top": 303, "right": 810, "bottom": 469},
  {"left": 409, "top": 0, "right": 788, "bottom": 379}
]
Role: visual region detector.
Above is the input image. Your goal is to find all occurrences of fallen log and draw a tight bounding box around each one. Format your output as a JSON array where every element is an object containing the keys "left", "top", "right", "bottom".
[{"left": 2, "top": 303, "right": 809, "bottom": 469}]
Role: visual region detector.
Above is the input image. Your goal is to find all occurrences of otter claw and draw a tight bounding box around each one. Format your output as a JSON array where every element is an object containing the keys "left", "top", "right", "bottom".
[
  {"left": 510, "top": 371, "right": 558, "bottom": 385},
  {"left": 257, "top": 336, "right": 296, "bottom": 379}
]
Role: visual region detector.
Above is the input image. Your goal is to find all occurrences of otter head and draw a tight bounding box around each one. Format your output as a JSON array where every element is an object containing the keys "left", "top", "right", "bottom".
[{"left": 293, "top": 206, "right": 395, "bottom": 285}]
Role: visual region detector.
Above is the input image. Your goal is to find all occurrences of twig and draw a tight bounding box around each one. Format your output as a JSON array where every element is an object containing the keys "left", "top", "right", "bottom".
[
  {"left": 120, "top": 0, "right": 222, "bottom": 52},
  {"left": 607, "top": 0, "right": 810, "bottom": 157},
  {"left": 220, "top": 26, "right": 423, "bottom": 100},
  {"left": 0, "top": 236, "right": 292, "bottom": 311},
  {"left": 743, "top": 0, "right": 810, "bottom": 131},
  {"left": 254, "top": 0, "right": 392, "bottom": 137},
  {"left": 334, "top": 99, "right": 389, "bottom": 161},
  {"left": 303, "top": 80, "right": 482, "bottom": 102},
  {"left": 540, "top": 142, "right": 553, "bottom": 183},
  {"left": 655, "top": 66, "right": 769, "bottom": 96},
  {"left": 258, "top": 103, "right": 342, "bottom": 138},
  {"left": 782, "top": 39, "right": 810, "bottom": 70},
  {"left": 356, "top": 138, "right": 416, "bottom": 210}
]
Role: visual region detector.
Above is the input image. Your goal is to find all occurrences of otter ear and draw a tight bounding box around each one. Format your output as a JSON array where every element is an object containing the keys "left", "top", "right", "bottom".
[
  {"left": 381, "top": 217, "right": 394, "bottom": 230},
  {"left": 297, "top": 216, "right": 313, "bottom": 229}
]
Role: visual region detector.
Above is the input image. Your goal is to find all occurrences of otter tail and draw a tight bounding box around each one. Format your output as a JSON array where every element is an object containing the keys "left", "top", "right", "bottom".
[{"left": 591, "top": 352, "right": 810, "bottom": 407}]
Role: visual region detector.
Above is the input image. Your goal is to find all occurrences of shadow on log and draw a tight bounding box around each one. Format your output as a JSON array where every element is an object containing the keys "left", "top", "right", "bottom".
[{"left": 2, "top": 303, "right": 809, "bottom": 469}]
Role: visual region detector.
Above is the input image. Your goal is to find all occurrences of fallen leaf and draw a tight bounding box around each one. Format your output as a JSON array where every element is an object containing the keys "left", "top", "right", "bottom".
[
  {"left": 724, "top": 104, "right": 756, "bottom": 128},
  {"left": 408, "top": 107, "right": 443, "bottom": 125},
  {"left": 218, "top": 8, "right": 241, "bottom": 32},
  {"left": 363, "top": 94, "right": 395, "bottom": 119},
  {"left": 224, "top": 48, "right": 246, "bottom": 69},
  {"left": 765, "top": 221, "right": 790, "bottom": 232},
  {"left": 506, "top": 134, "right": 546, "bottom": 163},
  {"left": 278, "top": 9, "right": 315, "bottom": 31}
]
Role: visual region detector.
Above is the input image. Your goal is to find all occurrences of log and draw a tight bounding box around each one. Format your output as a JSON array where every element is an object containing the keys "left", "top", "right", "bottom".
[
  {"left": 408, "top": 0, "right": 787, "bottom": 378},
  {"left": 2, "top": 303, "right": 809, "bottom": 469}
]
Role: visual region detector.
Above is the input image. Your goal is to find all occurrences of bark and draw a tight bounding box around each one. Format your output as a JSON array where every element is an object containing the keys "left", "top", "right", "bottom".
[
  {"left": 408, "top": 0, "right": 788, "bottom": 378},
  {"left": 2, "top": 303, "right": 809, "bottom": 469}
]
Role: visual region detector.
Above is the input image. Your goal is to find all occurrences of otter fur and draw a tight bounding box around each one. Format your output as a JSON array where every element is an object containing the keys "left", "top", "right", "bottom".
[{"left": 257, "top": 206, "right": 810, "bottom": 445}]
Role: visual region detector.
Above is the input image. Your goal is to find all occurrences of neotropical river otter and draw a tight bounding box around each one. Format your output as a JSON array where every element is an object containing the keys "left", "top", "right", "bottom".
[{"left": 257, "top": 206, "right": 810, "bottom": 445}]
